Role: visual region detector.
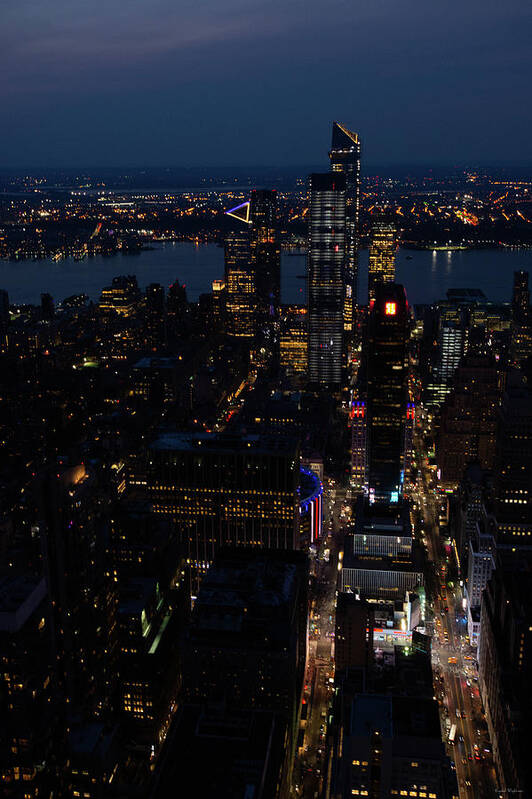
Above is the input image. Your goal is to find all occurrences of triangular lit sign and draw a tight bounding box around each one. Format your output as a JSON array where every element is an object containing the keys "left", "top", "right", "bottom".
[{"left": 225, "top": 201, "right": 251, "bottom": 224}]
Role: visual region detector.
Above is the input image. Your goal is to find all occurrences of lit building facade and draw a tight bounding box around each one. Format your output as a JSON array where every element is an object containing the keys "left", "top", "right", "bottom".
[
  {"left": 149, "top": 432, "right": 300, "bottom": 590},
  {"left": 307, "top": 172, "right": 346, "bottom": 387},
  {"left": 99, "top": 275, "right": 140, "bottom": 317},
  {"left": 350, "top": 398, "right": 367, "bottom": 492},
  {"left": 368, "top": 220, "right": 397, "bottom": 303},
  {"left": 224, "top": 234, "right": 255, "bottom": 337},
  {"left": 403, "top": 402, "right": 415, "bottom": 478},
  {"left": 299, "top": 466, "right": 323, "bottom": 545},
  {"left": 427, "top": 321, "right": 465, "bottom": 408},
  {"left": 339, "top": 498, "right": 423, "bottom": 604},
  {"left": 280, "top": 305, "right": 308, "bottom": 377},
  {"left": 329, "top": 122, "right": 361, "bottom": 335},
  {"left": 465, "top": 521, "right": 495, "bottom": 646},
  {"left": 211, "top": 278, "right": 225, "bottom": 328}
]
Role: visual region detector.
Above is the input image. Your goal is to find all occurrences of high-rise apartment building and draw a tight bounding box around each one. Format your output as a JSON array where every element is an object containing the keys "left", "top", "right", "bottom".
[
  {"left": 307, "top": 172, "right": 346, "bottom": 387},
  {"left": 329, "top": 122, "right": 361, "bottom": 334},
  {"left": 368, "top": 220, "right": 397, "bottom": 303},
  {"left": 366, "top": 284, "right": 410, "bottom": 503}
]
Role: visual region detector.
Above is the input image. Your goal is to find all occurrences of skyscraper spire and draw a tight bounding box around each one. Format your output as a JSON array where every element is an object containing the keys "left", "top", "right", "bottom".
[{"left": 329, "top": 121, "right": 361, "bottom": 353}]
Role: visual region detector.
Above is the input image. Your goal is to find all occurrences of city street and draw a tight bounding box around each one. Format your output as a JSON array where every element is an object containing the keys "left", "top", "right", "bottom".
[
  {"left": 291, "top": 482, "right": 346, "bottom": 798},
  {"left": 413, "top": 437, "right": 497, "bottom": 799}
]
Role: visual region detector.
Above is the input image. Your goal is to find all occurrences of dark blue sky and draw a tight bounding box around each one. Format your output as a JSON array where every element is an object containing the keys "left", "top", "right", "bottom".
[{"left": 2, "top": 0, "right": 531, "bottom": 167}]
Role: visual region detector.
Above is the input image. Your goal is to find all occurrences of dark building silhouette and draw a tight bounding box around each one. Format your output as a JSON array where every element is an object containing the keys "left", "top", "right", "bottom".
[
  {"left": 478, "top": 553, "right": 532, "bottom": 796},
  {"left": 39, "top": 464, "right": 118, "bottom": 723},
  {"left": 437, "top": 353, "right": 500, "bottom": 485},
  {"left": 0, "top": 575, "right": 54, "bottom": 796},
  {"left": 40, "top": 292, "right": 55, "bottom": 321},
  {"left": 335, "top": 593, "right": 374, "bottom": 674},
  {"left": 512, "top": 269, "right": 529, "bottom": 323},
  {"left": 366, "top": 284, "right": 410, "bottom": 503},
  {"left": 250, "top": 189, "right": 281, "bottom": 329},
  {"left": 152, "top": 704, "right": 286, "bottom": 799},
  {"left": 327, "top": 648, "right": 458, "bottom": 799},
  {"left": 493, "top": 370, "right": 532, "bottom": 544},
  {"left": 511, "top": 270, "right": 532, "bottom": 365},
  {"left": 145, "top": 282, "right": 166, "bottom": 348},
  {"left": 182, "top": 548, "right": 308, "bottom": 796},
  {"left": 0, "top": 288, "right": 8, "bottom": 351}
]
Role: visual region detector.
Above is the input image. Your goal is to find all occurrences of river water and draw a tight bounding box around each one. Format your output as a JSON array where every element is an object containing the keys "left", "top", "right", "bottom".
[{"left": 0, "top": 242, "right": 530, "bottom": 307}]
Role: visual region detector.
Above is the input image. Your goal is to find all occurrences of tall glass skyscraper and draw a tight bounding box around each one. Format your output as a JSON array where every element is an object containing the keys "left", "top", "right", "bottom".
[
  {"left": 368, "top": 219, "right": 397, "bottom": 303},
  {"left": 329, "top": 122, "right": 361, "bottom": 335},
  {"left": 366, "top": 283, "right": 410, "bottom": 503},
  {"left": 307, "top": 172, "right": 347, "bottom": 387}
]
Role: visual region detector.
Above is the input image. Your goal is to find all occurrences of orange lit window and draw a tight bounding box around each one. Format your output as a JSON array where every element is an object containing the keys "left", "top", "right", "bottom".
[{"left": 385, "top": 302, "right": 396, "bottom": 315}]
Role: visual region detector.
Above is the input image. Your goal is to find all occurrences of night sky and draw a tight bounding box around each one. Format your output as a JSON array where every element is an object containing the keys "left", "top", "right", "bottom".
[{"left": 2, "top": 0, "right": 531, "bottom": 167}]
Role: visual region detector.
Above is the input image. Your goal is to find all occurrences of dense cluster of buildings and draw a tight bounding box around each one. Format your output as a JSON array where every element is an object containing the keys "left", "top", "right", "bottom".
[{"left": 0, "top": 123, "right": 531, "bottom": 799}]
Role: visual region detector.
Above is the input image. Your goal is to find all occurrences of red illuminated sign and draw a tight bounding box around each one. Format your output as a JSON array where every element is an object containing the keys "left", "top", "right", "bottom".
[{"left": 385, "top": 302, "right": 396, "bottom": 315}]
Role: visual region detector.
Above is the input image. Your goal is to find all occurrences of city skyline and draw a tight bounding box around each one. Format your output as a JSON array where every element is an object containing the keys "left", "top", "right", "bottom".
[{"left": 1, "top": 1, "right": 532, "bottom": 796}]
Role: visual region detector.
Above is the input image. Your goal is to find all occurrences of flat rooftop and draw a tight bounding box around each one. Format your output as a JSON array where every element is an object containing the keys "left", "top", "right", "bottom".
[
  {"left": 0, "top": 575, "right": 46, "bottom": 633},
  {"left": 151, "top": 431, "right": 297, "bottom": 455}
]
